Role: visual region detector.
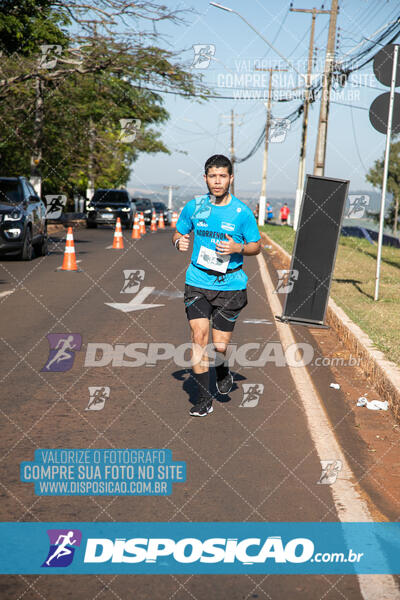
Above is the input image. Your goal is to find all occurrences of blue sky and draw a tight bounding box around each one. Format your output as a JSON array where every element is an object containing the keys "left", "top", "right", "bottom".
[{"left": 129, "top": 0, "right": 399, "bottom": 197}]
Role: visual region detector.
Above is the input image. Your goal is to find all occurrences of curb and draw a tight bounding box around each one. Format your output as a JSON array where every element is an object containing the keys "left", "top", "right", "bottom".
[
  {"left": 260, "top": 231, "right": 400, "bottom": 423},
  {"left": 47, "top": 219, "right": 86, "bottom": 235}
]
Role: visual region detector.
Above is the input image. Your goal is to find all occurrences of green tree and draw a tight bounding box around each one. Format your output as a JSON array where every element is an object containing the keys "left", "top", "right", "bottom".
[
  {"left": 0, "top": 0, "right": 69, "bottom": 56},
  {"left": 366, "top": 140, "right": 400, "bottom": 235},
  {"left": 0, "top": 1, "right": 208, "bottom": 197}
]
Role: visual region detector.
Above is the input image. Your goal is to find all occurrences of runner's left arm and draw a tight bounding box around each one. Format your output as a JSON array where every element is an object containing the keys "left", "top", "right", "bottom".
[
  {"left": 215, "top": 235, "right": 261, "bottom": 255},
  {"left": 216, "top": 207, "right": 261, "bottom": 256}
]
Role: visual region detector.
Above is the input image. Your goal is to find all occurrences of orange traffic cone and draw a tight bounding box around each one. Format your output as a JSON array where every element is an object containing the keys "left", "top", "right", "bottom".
[
  {"left": 150, "top": 210, "right": 157, "bottom": 232},
  {"left": 139, "top": 212, "right": 146, "bottom": 235},
  {"left": 171, "top": 211, "right": 178, "bottom": 228},
  {"left": 112, "top": 217, "right": 124, "bottom": 249},
  {"left": 61, "top": 227, "right": 78, "bottom": 271},
  {"left": 158, "top": 212, "right": 165, "bottom": 229},
  {"left": 131, "top": 213, "right": 141, "bottom": 239}
]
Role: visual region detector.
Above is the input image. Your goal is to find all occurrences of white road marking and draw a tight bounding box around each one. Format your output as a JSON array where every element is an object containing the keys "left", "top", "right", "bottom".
[
  {"left": 150, "top": 289, "right": 184, "bottom": 299},
  {"left": 0, "top": 290, "right": 14, "bottom": 298},
  {"left": 105, "top": 286, "right": 164, "bottom": 313},
  {"left": 256, "top": 252, "right": 400, "bottom": 600},
  {"left": 243, "top": 318, "right": 272, "bottom": 324}
]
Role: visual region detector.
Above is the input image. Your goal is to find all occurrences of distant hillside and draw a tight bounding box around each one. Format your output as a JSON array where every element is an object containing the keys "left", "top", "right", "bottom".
[{"left": 129, "top": 184, "right": 387, "bottom": 214}]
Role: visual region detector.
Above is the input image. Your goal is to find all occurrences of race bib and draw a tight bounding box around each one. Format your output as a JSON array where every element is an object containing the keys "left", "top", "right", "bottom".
[{"left": 196, "top": 245, "right": 230, "bottom": 273}]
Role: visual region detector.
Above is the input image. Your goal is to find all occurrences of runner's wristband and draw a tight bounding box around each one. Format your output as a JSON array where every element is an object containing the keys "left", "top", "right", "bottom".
[{"left": 174, "top": 237, "right": 180, "bottom": 250}]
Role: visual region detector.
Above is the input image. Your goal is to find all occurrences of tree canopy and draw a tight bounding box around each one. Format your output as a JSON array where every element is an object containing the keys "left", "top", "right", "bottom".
[
  {"left": 0, "top": 0, "right": 207, "bottom": 198},
  {"left": 366, "top": 140, "right": 400, "bottom": 235}
]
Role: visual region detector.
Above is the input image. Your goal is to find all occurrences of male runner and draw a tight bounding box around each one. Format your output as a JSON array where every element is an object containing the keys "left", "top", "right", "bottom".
[{"left": 172, "top": 154, "right": 261, "bottom": 416}]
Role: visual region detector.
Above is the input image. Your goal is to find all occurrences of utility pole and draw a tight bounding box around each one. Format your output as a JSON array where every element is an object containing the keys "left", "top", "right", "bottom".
[
  {"left": 30, "top": 75, "right": 44, "bottom": 196},
  {"left": 230, "top": 108, "right": 235, "bottom": 195},
  {"left": 86, "top": 23, "right": 98, "bottom": 205},
  {"left": 162, "top": 185, "right": 180, "bottom": 210},
  {"left": 313, "top": 0, "right": 339, "bottom": 176},
  {"left": 221, "top": 110, "right": 240, "bottom": 195},
  {"left": 290, "top": 6, "right": 330, "bottom": 230},
  {"left": 256, "top": 66, "right": 287, "bottom": 226},
  {"left": 86, "top": 117, "right": 95, "bottom": 203}
]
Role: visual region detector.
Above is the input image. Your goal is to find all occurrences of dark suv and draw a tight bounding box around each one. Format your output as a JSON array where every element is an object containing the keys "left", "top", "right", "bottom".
[
  {"left": 86, "top": 189, "right": 136, "bottom": 229},
  {"left": 132, "top": 197, "right": 153, "bottom": 224},
  {"left": 152, "top": 201, "right": 171, "bottom": 225},
  {"left": 0, "top": 176, "right": 47, "bottom": 260}
]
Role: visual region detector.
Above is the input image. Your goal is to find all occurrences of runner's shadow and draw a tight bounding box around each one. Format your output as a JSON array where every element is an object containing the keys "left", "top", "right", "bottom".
[
  {"left": 171, "top": 369, "right": 200, "bottom": 406},
  {"left": 172, "top": 369, "right": 247, "bottom": 405}
]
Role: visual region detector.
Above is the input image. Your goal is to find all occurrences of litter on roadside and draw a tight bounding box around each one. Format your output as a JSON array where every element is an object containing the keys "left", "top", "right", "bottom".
[
  {"left": 356, "top": 397, "right": 389, "bottom": 411},
  {"left": 330, "top": 383, "right": 340, "bottom": 390}
]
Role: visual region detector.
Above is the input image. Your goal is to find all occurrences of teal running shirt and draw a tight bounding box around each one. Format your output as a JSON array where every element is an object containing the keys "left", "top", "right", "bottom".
[{"left": 176, "top": 194, "right": 260, "bottom": 291}]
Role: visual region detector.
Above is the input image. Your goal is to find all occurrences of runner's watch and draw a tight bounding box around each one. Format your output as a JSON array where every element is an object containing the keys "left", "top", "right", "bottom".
[{"left": 240, "top": 243, "right": 245, "bottom": 254}]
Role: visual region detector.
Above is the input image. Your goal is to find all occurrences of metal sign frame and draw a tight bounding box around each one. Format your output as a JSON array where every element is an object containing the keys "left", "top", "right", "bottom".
[{"left": 276, "top": 174, "right": 349, "bottom": 328}]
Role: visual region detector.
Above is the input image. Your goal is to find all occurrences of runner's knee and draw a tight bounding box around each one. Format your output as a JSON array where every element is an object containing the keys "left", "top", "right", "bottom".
[
  {"left": 214, "top": 341, "right": 228, "bottom": 354},
  {"left": 191, "top": 327, "right": 209, "bottom": 348}
]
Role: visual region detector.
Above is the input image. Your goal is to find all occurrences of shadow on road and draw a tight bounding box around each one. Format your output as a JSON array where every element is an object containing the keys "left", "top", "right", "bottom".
[{"left": 172, "top": 368, "right": 246, "bottom": 405}]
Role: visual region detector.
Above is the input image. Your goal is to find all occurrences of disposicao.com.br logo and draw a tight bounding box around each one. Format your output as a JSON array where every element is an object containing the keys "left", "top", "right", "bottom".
[
  {"left": 84, "top": 535, "right": 315, "bottom": 564},
  {"left": 0, "top": 522, "right": 395, "bottom": 574}
]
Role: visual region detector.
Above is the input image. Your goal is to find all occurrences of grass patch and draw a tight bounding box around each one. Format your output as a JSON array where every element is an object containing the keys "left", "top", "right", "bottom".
[{"left": 260, "top": 223, "right": 400, "bottom": 366}]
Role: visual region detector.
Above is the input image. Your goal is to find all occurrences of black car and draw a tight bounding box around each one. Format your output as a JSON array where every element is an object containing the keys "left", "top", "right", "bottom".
[
  {"left": 152, "top": 201, "right": 171, "bottom": 225},
  {"left": 0, "top": 176, "right": 47, "bottom": 260},
  {"left": 86, "top": 189, "right": 136, "bottom": 229},
  {"left": 132, "top": 197, "right": 153, "bottom": 224}
]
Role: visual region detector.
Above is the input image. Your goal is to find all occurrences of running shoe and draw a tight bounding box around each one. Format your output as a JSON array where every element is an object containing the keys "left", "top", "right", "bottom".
[
  {"left": 189, "top": 399, "right": 213, "bottom": 417},
  {"left": 215, "top": 367, "right": 233, "bottom": 395}
]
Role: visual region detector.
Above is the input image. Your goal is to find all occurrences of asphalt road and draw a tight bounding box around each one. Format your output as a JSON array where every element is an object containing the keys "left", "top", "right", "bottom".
[{"left": 0, "top": 225, "right": 398, "bottom": 599}]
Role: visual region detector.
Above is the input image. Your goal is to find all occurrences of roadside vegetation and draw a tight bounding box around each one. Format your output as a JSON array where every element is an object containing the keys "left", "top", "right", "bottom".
[{"left": 260, "top": 223, "right": 400, "bottom": 366}]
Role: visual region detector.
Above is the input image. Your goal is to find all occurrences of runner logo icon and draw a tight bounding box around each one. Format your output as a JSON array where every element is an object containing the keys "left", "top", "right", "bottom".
[
  {"left": 41, "top": 333, "right": 82, "bottom": 372},
  {"left": 240, "top": 383, "right": 264, "bottom": 407},
  {"left": 121, "top": 269, "right": 145, "bottom": 294},
  {"left": 86, "top": 386, "right": 110, "bottom": 411},
  {"left": 317, "top": 460, "right": 342, "bottom": 485},
  {"left": 42, "top": 529, "right": 82, "bottom": 568}
]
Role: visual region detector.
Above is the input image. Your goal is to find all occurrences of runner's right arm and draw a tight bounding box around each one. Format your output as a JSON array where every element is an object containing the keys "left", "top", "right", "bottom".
[
  {"left": 172, "top": 201, "right": 193, "bottom": 251},
  {"left": 172, "top": 231, "right": 190, "bottom": 251}
]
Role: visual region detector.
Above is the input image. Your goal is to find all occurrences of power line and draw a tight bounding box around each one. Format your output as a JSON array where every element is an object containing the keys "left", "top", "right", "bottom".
[
  {"left": 287, "top": 25, "right": 310, "bottom": 58},
  {"left": 350, "top": 101, "right": 368, "bottom": 172},
  {"left": 125, "top": 12, "right": 400, "bottom": 168},
  {"left": 262, "top": 5, "right": 290, "bottom": 59}
]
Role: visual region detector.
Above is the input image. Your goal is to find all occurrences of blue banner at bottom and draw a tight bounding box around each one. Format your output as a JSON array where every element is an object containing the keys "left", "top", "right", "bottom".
[{"left": 0, "top": 522, "right": 399, "bottom": 574}]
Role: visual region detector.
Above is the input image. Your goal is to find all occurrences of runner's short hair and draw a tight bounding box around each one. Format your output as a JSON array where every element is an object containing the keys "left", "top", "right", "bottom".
[{"left": 204, "top": 154, "right": 232, "bottom": 175}]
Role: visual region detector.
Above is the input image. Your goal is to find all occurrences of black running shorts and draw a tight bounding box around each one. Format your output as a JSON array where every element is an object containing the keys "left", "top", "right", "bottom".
[{"left": 184, "top": 284, "right": 248, "bottom": 332}]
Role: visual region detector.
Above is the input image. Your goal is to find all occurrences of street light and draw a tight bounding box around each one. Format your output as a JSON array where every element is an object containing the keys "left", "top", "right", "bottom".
[
  {"left": 209, "top": 2, "right": 232, "bottom": 11},
  {"left": 209, "top": 3, "right": 304, "bottom": 79},
  {"left": 210, "top": 1, "right": 307, "bottom": 227}
]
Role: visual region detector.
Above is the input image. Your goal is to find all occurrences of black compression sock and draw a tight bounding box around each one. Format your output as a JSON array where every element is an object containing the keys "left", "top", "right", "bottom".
[
  {"left": 192, "top": 371, "right": 210, "bottom": 400},
  {"left": 216, "top": 362, "right": 229, "bottom": 378}
]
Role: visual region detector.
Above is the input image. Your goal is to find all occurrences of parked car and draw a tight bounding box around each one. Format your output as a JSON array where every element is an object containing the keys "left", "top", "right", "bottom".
[
  {"left": 152, "top": 201, "right": 171, "bottom": 225},
  {"left": 132, "top": 197, "right": 153, "bottom": 224},
  {"left": 86, "top": 189, "right": 136, "bottom": 229},
  {"left": 0, "top": 176, "right": 47, "bottom": 260}
]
